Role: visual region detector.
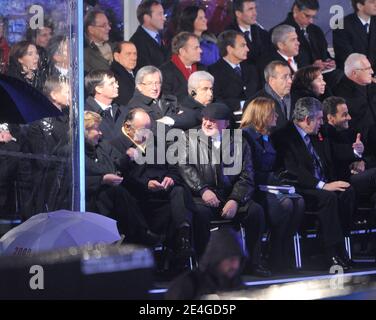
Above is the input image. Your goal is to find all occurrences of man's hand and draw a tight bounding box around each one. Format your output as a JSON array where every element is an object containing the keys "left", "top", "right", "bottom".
[
  {"left": 126, "top": 147, "right": 140, "bottom": 161},
  {"left": 350, "top": 161, "right": 366, "bottom": 174},
  {"left": 148, "top": 180, "right": 165, "bottom": 191},
  {"left": 313, "top": 59, "right": 325, "bottom": 70},
  {"left": 0, "top": 131, "right": 15, "bottom": 143},
  {"left": 161, "top": 176, "right": 174, "bottom": 190},
  {"left": 202, "top": 189, "right": 220, "bottom": 207},
  {"left": 352, "top": 133, "right": 364, "bottom": 155},
  {"left": 323, "top": 181, "right": 350, "bottom": 192},
  {"left": 103, "top": 174, "right": 123, "bottom": 186},
  {"left": 221, "top": 200, "right": 238, "bottom": 219}
]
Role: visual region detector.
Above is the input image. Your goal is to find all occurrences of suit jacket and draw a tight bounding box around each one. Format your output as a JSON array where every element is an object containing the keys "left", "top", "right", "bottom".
[
  {"left": 271, "top": 122, "right": 336, "bottom": 190},
  {"left": 130, "top": 26, "right": 168, "bottom": 69},
  {"left": 84, "top": 40, "right": 114, "bottom": 74},
  {"left": 333, "top": 14, "right": 376, "bottom": 70},
  {"left": 208, "top": 58, "right": 261, "bottom": 111},
  {"left": 84, "top": 96, "right": 126, "bottom": 141},
  {"left": 332, "top": 74, "right": 376, "bottom": 135},
  {"left": 245, "top": 88, "right": 293, "bottom": 132},
  {"left": 160, "top": 60, "right": 206, "bottom": 104},
  {"left": 111, "top": 60, "right": 135, "bottom": 107},
  {"left": 170, "top": 95, "right": 205, "bottom": 130},
  {"left": 274, "top": 12, "right": 331, "bottom": 67},
  {"left": 226, "top": 22, "right": 272, "bottom": 65}
]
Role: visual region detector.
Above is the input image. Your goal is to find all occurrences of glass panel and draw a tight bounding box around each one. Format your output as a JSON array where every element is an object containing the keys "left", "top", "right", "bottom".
[{"left": 0, "top": 1, "right": 75, "bottom": 224}]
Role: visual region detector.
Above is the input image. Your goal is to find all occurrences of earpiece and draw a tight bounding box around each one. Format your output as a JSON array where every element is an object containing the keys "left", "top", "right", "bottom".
[{"left": 191, "top": 90, "right": 197, "bottom": 97}]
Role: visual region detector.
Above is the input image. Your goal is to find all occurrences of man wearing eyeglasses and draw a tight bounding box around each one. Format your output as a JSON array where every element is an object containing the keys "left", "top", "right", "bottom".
[
  {"left": 333, "top": 53, "right": 376, "bottom": 157},
  {"left": 271, "top": 0, "right": 336, "bottom": 72},
  {"left": 84, "top": 9, "right": 114, "bottom": 74},
  {"left": 126, "top": 65, "right": 180, "bottom": 132}
]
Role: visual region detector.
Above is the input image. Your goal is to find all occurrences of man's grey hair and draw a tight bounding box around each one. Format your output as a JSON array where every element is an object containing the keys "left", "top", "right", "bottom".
[
  {"left": 293, "top": 97, "right": 323, "bottom": 122},
  {"left": 188, "top": 71, "right": 214, "bottom": 92},
  {"left": 271, "top": 24, "right": 296, "bottom": 47},
  {"left": 344, "top": 53, "right": 368, "bottom": 77},
  {"left": 264, "top": 60, "right": 290, "bottom": 82},
  {"left": 135, "top": 65, "right": 163, "bottom": 85}
]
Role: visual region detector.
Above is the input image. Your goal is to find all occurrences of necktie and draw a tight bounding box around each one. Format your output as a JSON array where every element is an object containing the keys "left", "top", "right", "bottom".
[
  {"left": 234, "top": 65, "right": 242, "bottom": 77},
  {"left": 365, "top": 23, "right": 369, "bottom": 33},
  {"left": 155, "top": 33, "right": 162, "bottom": 46},
  {"left": 304, "top": 134, "right": 325, "bottom": 181},
  {"left": 287, "top": 58, "right": 293, "bottom": 68},
  {"left": 280, "top": 99, "right": 288, "bottom": 119},
  {"left": 244, "top": 30, "right": 251, "bottom": 42},
  {"left": 302, "top": 28, "right": 310, "bottom": 44}
]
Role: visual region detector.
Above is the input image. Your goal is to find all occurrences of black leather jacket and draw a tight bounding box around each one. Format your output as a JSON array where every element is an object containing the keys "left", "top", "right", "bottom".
[{"left": 178, "top": 131, "right": 255, "bottom": 207}]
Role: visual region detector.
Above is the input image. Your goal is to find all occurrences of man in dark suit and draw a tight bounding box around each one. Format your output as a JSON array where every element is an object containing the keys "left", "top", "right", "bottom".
[
  {"left": 332, "top": 53, "right": 376, "bottom": 147},
  {"left": 126, "top": 65, "right": 180, "bottom": 133},
  {"left": 322, "top": 96, "right": 376, "bottom": 206},
  {"left": 246, "top": 61, "right": 293, "bottom": 131},
  {"left": 130, "top": 0, "right": 168, "bottom": 70},
  {"left": 273, "top": 0, "right": 336, "bottom": 71},
  {"left": 259, "top": 24, "right": 301, "bottom": 76},
  {"left": 111, "top": 41, "right": 137, "bottom": 107},
  {"left": 84, "top": 9, "right": 114, "bottom": 74},
  {"left": 225, "top": 0, "right": 272, "bottom": 65},
  {"left": 160, "top": 32, "right": 204, "bottom": 104},
  {"left": 272, "top": 97, "right": 354, "bottom": 270},
  {"left": 84, "top": 70, "right": 126, "bottom": 141},
  {"left": 333, "top": 0, "right": 376, "bottom": 70},
  {"left": 208, "top": 30, "right": 261, "bottom": 112}
]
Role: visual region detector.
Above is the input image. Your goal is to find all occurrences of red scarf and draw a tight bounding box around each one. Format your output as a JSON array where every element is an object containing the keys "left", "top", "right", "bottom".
[{"left": 171, "top": 54, "right": 197, "bottom": 81}]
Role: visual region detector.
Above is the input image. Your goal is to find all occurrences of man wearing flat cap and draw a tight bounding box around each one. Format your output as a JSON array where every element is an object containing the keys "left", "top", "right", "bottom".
[{"left": 178, "top": 103, "right": 270, "bottom": 277}]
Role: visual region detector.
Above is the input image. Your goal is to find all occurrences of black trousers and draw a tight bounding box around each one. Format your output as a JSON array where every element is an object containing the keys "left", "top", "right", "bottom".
[
  {"left": 254, "top": 192, "right": 304, "bottom": 269},
  {"left": 192, "top": 200, "right": 265, "bottom": 265},
  {"left": 350, "top": 168, "right": 376, "bottom": 206},
  {"left": 298, "top": 186, "right": 355, "bottom": 255}
]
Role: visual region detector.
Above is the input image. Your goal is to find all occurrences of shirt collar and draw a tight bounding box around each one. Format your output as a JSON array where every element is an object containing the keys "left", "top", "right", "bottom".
[
  {"left": 294, "top": 123, "right": 308, "bottom": 141},
  {"left": 142, "top": 26, "right": 159, "bottom": 41},
  {"left": 277, "top": 50, "right": 295, "bottom": 62},
  {"left": 223, "top": 58, "right": 240, "bottom": 69},
  {"left": 357, "top": 15, "right": 371, "bottom": 26},
  {"left": 238, "top": 25, "right": 251, "bottom": 33},
  {"left": 94, "top": 98, "right": 112, "bottom": 111}
]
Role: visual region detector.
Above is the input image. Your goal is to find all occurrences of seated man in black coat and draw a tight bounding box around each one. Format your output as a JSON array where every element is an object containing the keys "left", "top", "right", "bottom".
[
  {"left": 333, "top": 0, "right": 376, "bottom": 71},
  {"left": 225, "top": 0, "right": 272, "bottom": 66},
  {"left": 178, "top": 103, "right": 270, "bottom": 277},
  {"left": 160, "top": 32, "right": 205, "bottom": 104},
  {"left": 84, "top": 111, "right": 161, "bottom": 246},
  {"left": 84, "top": 70, "right": 127, "bottom": 141},
  {"left": 157, "top": 71, "right": 214, "bottom": 130},
  {"left": 110, "top": 108, "right": 195, "bottom": 263},
  {"left": 208, "top": 30, "right": 261, "bottom": 112},
  {"left": 111, "top": 41, "right": 137, "bottom": 107},
  {"left": 332, "top": 53, "right": 376, "bottom": 151},
  {"left": 273, "top": 0, "right": 336, "bottom": 71},
  {"left": 246, "top": 61, "right": 293, "bottom": 132},
  {"left": 322, "top": 96, "right": 376, "bottom": 206},
  {"left": 272, "top": 97, "right": 354, "bottom": 270},
  {"left": 130, "top": 0, "right": 168, "bottom": 70}
]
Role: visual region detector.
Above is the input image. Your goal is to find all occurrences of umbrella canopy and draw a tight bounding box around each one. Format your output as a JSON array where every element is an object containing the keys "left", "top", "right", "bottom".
[
  {"left": 0, "top": 210, "right": 121, "bottom": 256},
  {"left": 0, "top": 74, "right": 62, "bottom": 124}
]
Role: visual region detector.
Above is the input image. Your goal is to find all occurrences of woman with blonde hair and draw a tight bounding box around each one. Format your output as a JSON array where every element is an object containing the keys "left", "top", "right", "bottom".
[{"left": 241, "top": 97, "right": 304, "bottom": 272}]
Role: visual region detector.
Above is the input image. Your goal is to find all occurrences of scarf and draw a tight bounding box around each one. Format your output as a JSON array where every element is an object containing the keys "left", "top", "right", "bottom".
[{"left": 171, "top": 54, "right": 197, "bottom": 81}]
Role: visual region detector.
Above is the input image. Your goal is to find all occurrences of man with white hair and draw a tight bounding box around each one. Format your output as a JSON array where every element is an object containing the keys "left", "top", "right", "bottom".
[
  {"left": 158, "top": 71, "right": 214, "bottom": 130},
  {"left": 332, "top": 53, "right": 376, "bottom": 139},
  {"left": 259, "top": 24, "right": 301, "bottom": 75}
]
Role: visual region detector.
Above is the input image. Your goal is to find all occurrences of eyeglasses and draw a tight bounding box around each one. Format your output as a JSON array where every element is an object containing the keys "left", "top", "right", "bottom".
[
  {"left": 92, "top": 23, "right": 111, "bottom": 29},
  {"left": 141, "top": 82, "right": 162, "bottom": 87},
  {"left": 356, "top": 67, "right": 373, "bottom": 72}
]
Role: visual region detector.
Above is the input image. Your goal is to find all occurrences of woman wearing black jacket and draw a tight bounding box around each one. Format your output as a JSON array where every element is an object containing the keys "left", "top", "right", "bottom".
[{"left": 241, "top": 97, "right": 304, "bottom": 272}]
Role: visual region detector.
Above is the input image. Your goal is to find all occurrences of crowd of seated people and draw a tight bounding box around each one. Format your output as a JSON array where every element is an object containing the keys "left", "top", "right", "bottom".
[{"left": 2, "top": 0, "right": 376, "bottom": 278}]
